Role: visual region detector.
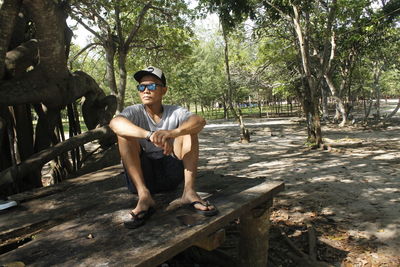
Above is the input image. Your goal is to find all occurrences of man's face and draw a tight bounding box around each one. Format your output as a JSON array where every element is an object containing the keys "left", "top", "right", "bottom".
[{"left": 138, "top": 75, "right": 167, "bottom": 105}]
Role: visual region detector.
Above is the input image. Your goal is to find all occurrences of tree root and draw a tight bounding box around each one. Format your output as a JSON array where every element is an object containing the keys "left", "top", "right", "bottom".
[{"left": 0, "top": 126, "right": 115, "bottom": 186}]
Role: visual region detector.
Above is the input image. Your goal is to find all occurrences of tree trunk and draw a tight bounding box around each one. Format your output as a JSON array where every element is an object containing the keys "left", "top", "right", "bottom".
[
  {"left": 238, "top": 110, "right": 251, "bottom": 143},
  {"left": 364, "top": 98, "right": 373, "bottom": 121},
  {"left": 325, "top": 74, "right": 347, "bottom": 126},
  {"left": 24, "top": 0, "right": 69, "bottom": 79},
  {"left": 0, "top": 0, "right": 117, "bottom": 194},
  {"left": 14, "top": 104, "right": 41, "bottom": 190},
  {"left": 221, "top": 21, "right": 250, "bottom": 143},
  {"left": 292, "top": 5, "right": 324, "bottom": 145},
  {"left": 117, "top": 51, "right": 128, "bottom": 112},
  {"left": 321, "top": 86, "right": 329, "bottom": 120},
  {"left": 2, "top": 37, "right": 41, "bottom": 191},
  {"left": 373, "top": 62, "right": 383, "bottom": 120},
  {"left": 222, "top": 95, "right": 228, "bottom": 119},
  {"left": 105, "top": 44, "right": 118, "bottom": 96},
  {"left": 67, "top": 103, "right": 79, "bottom": 171},
  {"left": 0, "top": 0, "right": 22, "bottom": 79}
]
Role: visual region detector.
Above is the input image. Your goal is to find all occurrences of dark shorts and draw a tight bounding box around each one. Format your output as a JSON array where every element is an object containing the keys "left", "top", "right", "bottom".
[{"left": 124, "top": 153, "right": 184, "bottom": 194}]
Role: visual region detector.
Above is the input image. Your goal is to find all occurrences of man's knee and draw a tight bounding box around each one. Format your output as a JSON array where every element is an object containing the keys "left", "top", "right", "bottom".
[
  {"left": 117, "top": 136, "right": 141, "bottom": 158},
  {"left": 174, "top": 134, "right": 198, "bottom": 160}
]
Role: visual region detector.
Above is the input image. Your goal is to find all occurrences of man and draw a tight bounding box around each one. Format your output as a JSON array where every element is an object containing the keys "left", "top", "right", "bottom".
[{"left": 109, "top": 66, "right": 217, "bottom": 229}]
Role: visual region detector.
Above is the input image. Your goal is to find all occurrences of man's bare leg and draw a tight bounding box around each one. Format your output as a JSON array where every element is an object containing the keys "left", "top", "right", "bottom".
[
  {"left": 117, "top": 136, "right": 155, "bottom": 215},
  {"left": 174, "top": 134, "right": 215, "bottom": 211}
]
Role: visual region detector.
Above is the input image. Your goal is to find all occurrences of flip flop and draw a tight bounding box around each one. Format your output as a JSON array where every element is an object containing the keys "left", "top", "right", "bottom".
[
  {"left": 189, "top": 201, "right": 218, "bottom": 217},
  {"left": 124, "top": 207, "right": 155, "bottom": 229}
]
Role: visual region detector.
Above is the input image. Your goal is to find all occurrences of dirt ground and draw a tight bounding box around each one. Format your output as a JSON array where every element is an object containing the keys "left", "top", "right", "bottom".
[{"left": 195, "top": 110, "right": 400, "bottom": 266}]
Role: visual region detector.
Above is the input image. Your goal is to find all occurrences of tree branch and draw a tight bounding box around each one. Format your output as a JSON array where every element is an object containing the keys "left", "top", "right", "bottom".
[
  {"left": 0, "top": 69, "right": 57, "bottom": 105},
  {"left": 292, "top": 4, "right": 312, "bottom": 81},
  {"left": 255, "top": 62, "right": 272, "bottom": 76},
  {"left": 130, "top": 44, "right": 164, "bottom": 50},
  {"left": 148, "top": 5, "right": 174, "bottom": 18},
  {"left": 319, "top": 0, "right": 338, "bottom": 79},
  {"left": 69, "top": 10, "right": 104, "bottom": 42},
  {"left": 264, "top": 0, "right": 292, "bottom": 21},
  {"left": 5, "top": 39, "right": 38, "bottom": 77},
  {"left": 71, "top": 1, "right": 113, "bottom": 35},
  {"left": 0, "top": 126, "right": 115, "bottom": 186},
  {"left": 123, "top": 2, "right": 152, "bottom": 51},
  {"left": 129, "top": 38, "right": 165, "bottom": 50},
  {"left": 68, "top": 42, "right": 100, "bottom": 64},
  {"left": 114, "top": 2, "right": 124, "bottom": 44},
  {"left": 326, "top": 31, "right": 336, "bottom": 74}
]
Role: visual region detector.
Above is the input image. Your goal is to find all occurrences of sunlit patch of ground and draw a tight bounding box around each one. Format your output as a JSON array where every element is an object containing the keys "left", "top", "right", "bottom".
[{"left": 198, "top": 111, "right": 400, "bottom": 266}]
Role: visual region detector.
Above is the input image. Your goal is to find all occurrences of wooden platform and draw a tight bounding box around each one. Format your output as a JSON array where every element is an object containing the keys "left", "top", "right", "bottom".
[{"left": 0, "top": 164, "right": 284, "bottom": 266}]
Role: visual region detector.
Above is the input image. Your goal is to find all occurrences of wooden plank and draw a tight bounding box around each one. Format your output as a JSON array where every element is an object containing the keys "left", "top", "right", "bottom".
[
  {"left": 0, "top": 165, "right": 125, "bottom": 248},
  {"left": 7, "top": 164, "right": 124, "bottom": 203},
  {"left": 0, "top": 171, "right": 284, "bottom": 267},
  {"left": 239, "top": 200, "right": 273, "bottom": 266},
  {"left": 194, "top": 229, "right": 226, "bottom": 251}
]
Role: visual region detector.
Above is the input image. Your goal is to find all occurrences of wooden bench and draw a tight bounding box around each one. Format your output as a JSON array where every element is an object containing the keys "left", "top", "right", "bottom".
[{"left": 0, "top": 164, "right": 284, "bottom": 266}]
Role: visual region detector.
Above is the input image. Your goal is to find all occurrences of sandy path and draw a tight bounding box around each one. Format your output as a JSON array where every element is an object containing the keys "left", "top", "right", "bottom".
[{"left": 198, "top": 117, "right": 400, "bottom": 266}]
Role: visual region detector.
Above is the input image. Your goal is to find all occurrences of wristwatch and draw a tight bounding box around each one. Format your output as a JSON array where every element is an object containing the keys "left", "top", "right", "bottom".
[{"left": 145, "top": 131, "right": 154, "bottom": 141}]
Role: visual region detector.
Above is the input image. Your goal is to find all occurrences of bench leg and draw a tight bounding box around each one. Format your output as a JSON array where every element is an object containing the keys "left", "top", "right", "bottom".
[{"left": 238, "top": 200, "right": 273, "bottom": 267}]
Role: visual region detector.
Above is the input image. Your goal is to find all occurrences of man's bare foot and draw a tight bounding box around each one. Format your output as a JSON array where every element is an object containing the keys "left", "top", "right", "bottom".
[
  {"left": 131, "top": 191, "right": 156, "bottom": 215},
  {"left": 181, "top": 189, "right": 216, "bottom": 212}
]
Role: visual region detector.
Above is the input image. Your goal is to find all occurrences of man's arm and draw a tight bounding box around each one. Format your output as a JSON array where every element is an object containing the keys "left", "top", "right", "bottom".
[
  {"left": 175, "top": 114, "right": 206, "bottom": 136},
  {"left": 109, "top": 116, "right": 150, "bottom": 140},
  {"left": 151, "top": 114, "right": 206, "bottom": 144},
  {"left": 150, "top": 114, "right": 206, "bottom": 155}
]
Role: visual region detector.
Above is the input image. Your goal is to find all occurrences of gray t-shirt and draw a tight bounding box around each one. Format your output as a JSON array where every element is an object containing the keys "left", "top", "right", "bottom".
[{"left": 118, "top": 104, "right": 193, "bottom": 159}]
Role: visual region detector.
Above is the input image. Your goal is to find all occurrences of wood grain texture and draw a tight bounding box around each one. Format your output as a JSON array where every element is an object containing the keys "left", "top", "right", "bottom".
[
  {"left": 194, "top": 229, "right": 226, "bottom": 251},
  {"left": 0, "top": 165, "right": 284, "bottom": 267},
  {"left": 239, "top": 200, "right": 273, "bottom": 267}
]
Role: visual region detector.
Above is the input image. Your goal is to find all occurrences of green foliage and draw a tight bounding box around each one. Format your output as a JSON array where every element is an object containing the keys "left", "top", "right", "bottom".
[
  {"left": 69, "top": 0, "right": 194, "bottom": 109},
  {"left": 69, "top": 44, "right": 110, "bottom": 92},
  {"left": 69, "top": 0, "right": 400, "bottom": 116},
  {"left": 163, "top": 35, "right": 227, "bottom": 109},
  {"left": 381, "top": 69, "right": 400, "bottom": 96},
  {"left": 197, "top": 0, "right": 256, "bottom": 30}
]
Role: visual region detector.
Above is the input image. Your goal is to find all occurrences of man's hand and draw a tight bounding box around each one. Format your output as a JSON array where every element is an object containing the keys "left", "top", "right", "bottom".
[
  {"left": 150, "top": 130, "right": 178, "bottom": 155},
  {"left": 150, "top": 130, "right": 176, "bottom": 144}
]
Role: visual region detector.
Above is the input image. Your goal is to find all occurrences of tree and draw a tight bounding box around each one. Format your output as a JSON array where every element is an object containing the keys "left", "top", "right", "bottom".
[
  {"left": 198, "top": 0, "right": 255, "bottom": 142},
  {"left": 70, "top": 0, "right": 193, "bottom": 112},
  {"left": 198, "top": 0, "right": 332, "bottom": 145},
  {"left": 0, "top": 0, "right": 116, "bottom": 193},
  {"left": 321, "top": 0, "right": 399, "bottom": 125},
  {"left": 251, "top": 23, "right": 300, "bottom": 117},
  {"left": 166, "top": 39, "right": 226, "bottom": 115},
  {"left": 256, "top": 0, "right": 340, "bottom": 145},
  {"left": 197, "top": 0, "right": 399, "bottom": 142}
]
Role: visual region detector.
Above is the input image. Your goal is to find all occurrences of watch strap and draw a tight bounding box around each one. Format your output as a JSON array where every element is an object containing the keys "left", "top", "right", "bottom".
[{"left": 145, "top": 131, "right": 154, "bottom": 141}]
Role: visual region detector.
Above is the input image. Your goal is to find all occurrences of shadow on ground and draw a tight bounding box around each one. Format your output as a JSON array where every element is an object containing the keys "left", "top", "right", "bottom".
[{"left": 198, "top": 117, "right": 400, "bottom": 266}]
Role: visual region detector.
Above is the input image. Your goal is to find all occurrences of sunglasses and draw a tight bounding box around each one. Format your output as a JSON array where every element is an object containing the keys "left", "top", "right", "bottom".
[{"left": 137, "top": 83, "right": 163, "bottom": 92}]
